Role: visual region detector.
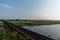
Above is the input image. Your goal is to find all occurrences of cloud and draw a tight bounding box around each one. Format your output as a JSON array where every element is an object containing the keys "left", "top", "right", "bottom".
[{"left": 0, "top": 3, "right": 14, "bottom": 9}]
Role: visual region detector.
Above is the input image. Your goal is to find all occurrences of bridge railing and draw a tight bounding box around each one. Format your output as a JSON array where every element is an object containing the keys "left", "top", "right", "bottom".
[{"left": 3, "top": 20, "right": 54, "bottom": 40}]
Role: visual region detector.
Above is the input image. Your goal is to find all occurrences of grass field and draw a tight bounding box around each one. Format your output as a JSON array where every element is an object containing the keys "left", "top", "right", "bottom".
[
  {"left": 8, "top": 20, "right": 60, "bottom": 26},
  {"left": 0, "top": 20, "right": 60, "bottom": 27},
  {"left": 0, "top": 30, "right": 29, "bottom": 40},
  {"left": 0, "top": 22, "right": 4, "bottom": 27}
]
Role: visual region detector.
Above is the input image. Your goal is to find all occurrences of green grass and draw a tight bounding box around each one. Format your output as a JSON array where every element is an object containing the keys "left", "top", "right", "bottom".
[
  {"left": 7, "top": 20, "right": 60, "bottom": 26},
  {"left": 1, "top": 20, "right": 60, "bottom": 27},
  {"left": 0, "top": 23, "right": 4, "bottom": 27},
  {"left": 0, "top": 29, "right": 29, "bottom": 40}
]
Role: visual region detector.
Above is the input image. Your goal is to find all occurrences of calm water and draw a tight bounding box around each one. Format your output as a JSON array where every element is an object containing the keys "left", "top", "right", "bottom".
[{"left": 23, "top": 24, "right": 60, "bottom": 40}]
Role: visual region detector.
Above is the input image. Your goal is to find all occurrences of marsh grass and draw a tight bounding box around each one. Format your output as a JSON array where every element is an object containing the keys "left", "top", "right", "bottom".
[
  {"left": 0, "top": 29, "right": 29, "bottom": 40},
  {"left": 8, "top": 20, "right": 60, "bottom": 26}
]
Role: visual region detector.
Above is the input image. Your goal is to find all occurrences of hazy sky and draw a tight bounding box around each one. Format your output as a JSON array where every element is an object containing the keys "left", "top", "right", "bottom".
[{"left": 0, "top": 0, "right": 60, "bottom": 20}]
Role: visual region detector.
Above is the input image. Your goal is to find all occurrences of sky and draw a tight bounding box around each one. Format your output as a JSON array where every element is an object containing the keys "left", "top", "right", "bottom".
[{"left": 0, "top": 0, "right": 60, "bottom": 20}]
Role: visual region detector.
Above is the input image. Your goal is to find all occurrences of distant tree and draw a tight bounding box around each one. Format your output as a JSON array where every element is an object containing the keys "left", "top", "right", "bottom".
[{"left": 15, "top": 19, "right": 19, "bottom": 21}]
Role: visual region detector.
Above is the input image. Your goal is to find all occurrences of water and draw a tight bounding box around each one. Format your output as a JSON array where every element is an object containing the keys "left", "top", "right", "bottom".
[
  {"left": 23, "top": 24, "right": 60, "bottom": 40},
  {"left": 0, "top": 27, "right": 4, "bottom": 30}
]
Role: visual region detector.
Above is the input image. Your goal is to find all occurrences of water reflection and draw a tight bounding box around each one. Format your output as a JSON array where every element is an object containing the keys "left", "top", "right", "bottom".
[{"left": 23, "top": 24, "right": 60, "bottom": 40}]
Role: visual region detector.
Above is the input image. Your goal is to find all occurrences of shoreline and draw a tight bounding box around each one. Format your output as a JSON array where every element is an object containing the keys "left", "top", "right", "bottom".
[
  {"left": 1, "top": 20, "right": 60, "bottom": 27},
  {"left": 0, "top": 23, "right": 60, "bottom": 27}
]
